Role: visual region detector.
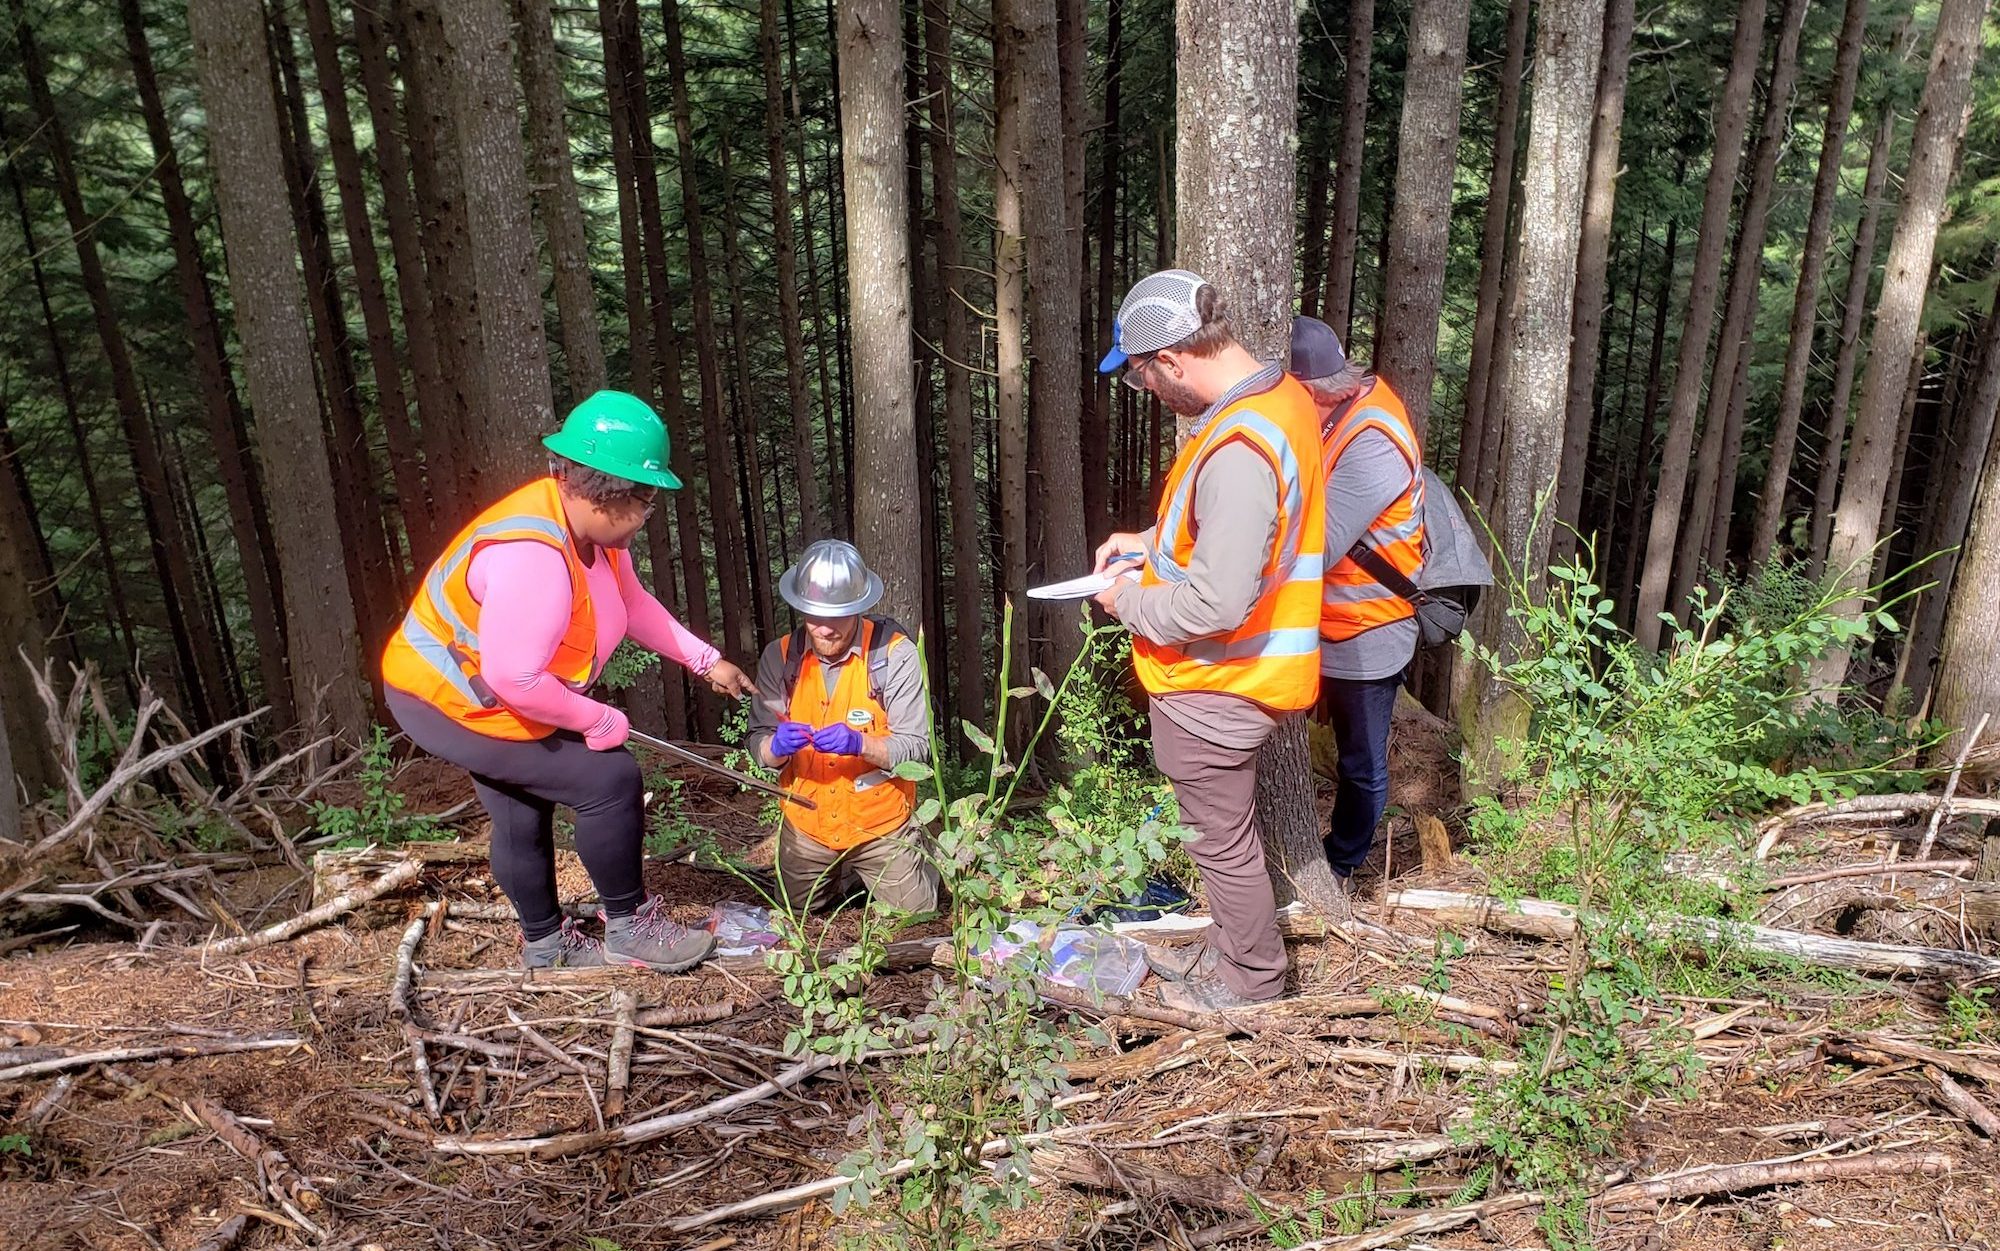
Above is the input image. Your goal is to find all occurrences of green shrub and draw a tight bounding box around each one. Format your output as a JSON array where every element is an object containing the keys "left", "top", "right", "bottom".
[{"left": 309, "top": 727, "right": 448, "bottom": 850}]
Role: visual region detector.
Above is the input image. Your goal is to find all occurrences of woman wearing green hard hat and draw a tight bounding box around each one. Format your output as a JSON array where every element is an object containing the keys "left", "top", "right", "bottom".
[{"left": 382, "top": 390, "right": 757, "bottom": 973}]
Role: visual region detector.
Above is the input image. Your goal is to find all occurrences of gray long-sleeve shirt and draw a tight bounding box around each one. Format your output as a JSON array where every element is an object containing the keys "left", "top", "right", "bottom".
[
  {"left": 1323, "top": 426, "right": 1420, "bottom": 680},
  {"left": 746, "top": 626, "right": 932, "bottom": 767}
]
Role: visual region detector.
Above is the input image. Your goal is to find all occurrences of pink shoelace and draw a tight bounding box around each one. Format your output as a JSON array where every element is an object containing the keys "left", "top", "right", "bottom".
[
  {"left": 556, "top": 917, "right": 602, "bottom": 957},
  {"left": 621, "top": 896, "right": 692, "bottom": 943}
]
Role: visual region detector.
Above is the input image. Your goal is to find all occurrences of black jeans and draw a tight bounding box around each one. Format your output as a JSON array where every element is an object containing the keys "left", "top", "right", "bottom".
[
  {"left": 386, "top": 690, "right": 647, "bottom": 939},
  {"left": 1320, "top": 672, "right": 1403, "bottom": 877}
]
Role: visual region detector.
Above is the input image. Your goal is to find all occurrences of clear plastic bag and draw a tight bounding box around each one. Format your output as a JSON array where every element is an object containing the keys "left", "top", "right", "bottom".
[{"left": 707, "top": 901, "right": 781, "bottom": 955}]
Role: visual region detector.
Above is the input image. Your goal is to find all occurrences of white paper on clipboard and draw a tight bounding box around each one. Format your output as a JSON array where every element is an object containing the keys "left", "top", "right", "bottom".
[{"left": 1026, "top": 566, "right": 1141, "bottom": 600}]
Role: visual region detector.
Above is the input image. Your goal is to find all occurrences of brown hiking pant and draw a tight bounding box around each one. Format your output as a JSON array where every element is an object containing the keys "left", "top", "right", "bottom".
[
  {"left": 777, "top": 822, "right": 940, "bottom": 915},
  {"left": 1151, "top": 711, "right": 1289, "bottom": 1000}
]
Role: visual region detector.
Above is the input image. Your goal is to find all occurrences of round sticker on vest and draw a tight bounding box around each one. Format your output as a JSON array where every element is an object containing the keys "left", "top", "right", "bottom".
[{"left": 845, "top": 709, "right": 872, "bottom": 729}]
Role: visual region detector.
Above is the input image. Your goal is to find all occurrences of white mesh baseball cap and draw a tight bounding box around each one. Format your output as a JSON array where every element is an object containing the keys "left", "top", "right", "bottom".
[{"left": 1098, "top": 269, "right": 1209, "bottom": 372}]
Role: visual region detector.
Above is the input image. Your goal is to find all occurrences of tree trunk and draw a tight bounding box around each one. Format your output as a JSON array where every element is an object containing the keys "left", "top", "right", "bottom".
[
  {"left": 1299, "top": 104, "right": 1332, "bottom": 322},
  {"left": 120, "top": 0, "right": 295, "bottom": 727},
  {"left": 1811, "top": 0, "right": 1989, "bottom": 696},
  {"left": 0, "top": 397, "right": 63, "bottom": 655},
  {"left": 0, "top": 402, "right": 57, "bottom": 808},
  {"left": 2, "top": 136, "right": 141, "bottom": 688},
  {"left": 836, "top": 0, "right": 923, "bottom": 633},
  {"left": 1750, "top": 0, "right": 1870, "bottom": 568},
  {"left": 354, "top": 0, "right": 453, "bottom": 543},
  {"left": 1092, "top": 0, "right": 1125, "bottom": 533},
  {"left": 1464, "top": 0, "right": 1606, "bottom": 779},
  {"left": 925, "top": 0, "right": 985, "bottom": 728},
  {"left": 1372, "top": 0, "right": 1471, "bottom": 441},
  {"left": 1458, "top": 0, "right": 1532, "bottom": 489},
  {"left": 1870, "top": 333, "right": 1930, "bottom": 589},
  {"left": 1322, "top": 0, "right": 1373, "bottom": 343},
  {"left": 762, "top": 0, "right": 828, "bottom": 542},
  {"left": 994, "top": 16, "right": 1031, "bottom": 721},
  {"left": 439, "top": 0, "right": 556, "bottom": 484},
  {"left": 1933, "top": 385, "right": 2000, "bottom": 759},
  {"left": 189, "top": 0, "right": 369, "bottom": 743},
  {"left": 163, "top": 418, "right": 247, "bottom": 719},
  {"left": 662, "top": 0, "right": 757, "bottom": 659},
  {"left": 1904, "top": 285, "right": 2000, "bottom": 706},
  {"left": 14, "top": 0, "right": 229, "bottom": 728},
  {"left": 789, "top": 0, "right": 843, "bottom": 538},
  {"left": 900, "top": 0, "right": 946, "bottom": 704},
  {"left": 1616, "top": 212, "right": 1680, "bottom": 621},
  {"left": 1673, "top": 0, "right": 1807, "bottom": 605},
  {"left": 1175, "top": 0, "right": 1330, "bottom": 911},
  {"left": 1629, "top": 0, "right": 1768, "bottom": 648},
  {"left": 717, "top": 138, "right": 779, "bottom": 644},
  {"left": 1807, "top": 108, "right": 1896, "bottom": 582},
  {"left": 398, "top": 0, "right": 484, "bottom": 525},
  {"left": 1550, "top": 0, "right": 1636, "bottom": 566},
  {"left": 1002, "top": 0, "right": 1086, "bottom": 685},
  {"left": 516, "top": 0, "right": 608, "bottom": 399}
]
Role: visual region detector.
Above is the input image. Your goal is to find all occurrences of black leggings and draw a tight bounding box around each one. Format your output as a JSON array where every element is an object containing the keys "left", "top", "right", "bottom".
[{"left": 386, "top": 690, "right": 647, "bottom": 939}]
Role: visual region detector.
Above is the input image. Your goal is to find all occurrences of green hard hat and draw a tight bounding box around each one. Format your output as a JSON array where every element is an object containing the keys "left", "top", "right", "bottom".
[{"left": 541, "top": 390, "right": 682, "bottom": 489}]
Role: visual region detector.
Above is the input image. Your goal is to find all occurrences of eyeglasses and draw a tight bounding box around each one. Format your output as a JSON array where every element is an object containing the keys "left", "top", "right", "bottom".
[{"left": 1121, "top": 353, "right": 1160, "bottom": 393}]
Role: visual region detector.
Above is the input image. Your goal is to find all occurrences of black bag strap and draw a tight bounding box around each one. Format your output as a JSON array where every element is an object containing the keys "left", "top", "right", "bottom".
[{"left": 1346, "top": 538, "right": 1432, "bottom": 607}]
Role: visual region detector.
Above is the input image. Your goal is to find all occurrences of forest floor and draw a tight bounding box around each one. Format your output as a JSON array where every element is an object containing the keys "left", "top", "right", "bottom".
[{"left": 2, "top": 736, "right": 1999, "bottom": 1251}]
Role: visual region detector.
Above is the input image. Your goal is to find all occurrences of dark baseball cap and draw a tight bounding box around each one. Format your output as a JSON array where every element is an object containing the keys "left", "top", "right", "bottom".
[{"left": 1290, "top": 316, "right": 1348, "bottom": 381}]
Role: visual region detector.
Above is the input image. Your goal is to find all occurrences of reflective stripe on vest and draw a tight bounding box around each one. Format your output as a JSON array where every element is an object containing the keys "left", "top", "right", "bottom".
[
  {"left": 381, "top": 478, "right": 607, "bottom": 741},
  {"left": 777, "top": 618, "right": 918, "bottom": 851},
  {"left": 1320, "top": 379, "right": 1427, "bottom": 643},
  {"left": 1131, "top": 370, "right": 1327, "bottom": 712}
]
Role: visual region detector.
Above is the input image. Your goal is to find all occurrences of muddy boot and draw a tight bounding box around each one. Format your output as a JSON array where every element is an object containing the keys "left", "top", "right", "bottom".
[
  {"left": 1156, "top": 972, "right": 1283, "bottom": 1014},
  {"left": 601, "top": 897, "right": 716, "bottom": 972},
  {"left": 1144, "top": 939, "right": 1220, "bottom": 984},
  {"left": 521, "top": 918, "right": 605, "bottom": 970}
]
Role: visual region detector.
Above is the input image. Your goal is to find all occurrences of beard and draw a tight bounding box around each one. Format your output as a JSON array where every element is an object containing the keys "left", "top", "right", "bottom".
[{"left": 1151, "top": 372, "right": 1210, "bottom": 419}]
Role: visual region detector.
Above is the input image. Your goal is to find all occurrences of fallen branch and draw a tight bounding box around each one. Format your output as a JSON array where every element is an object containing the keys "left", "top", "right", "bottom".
[
  {"left": 1919, "top": 714, "right": 1989, "bottom": 861},
  {"left": 204, "top": 858, "right": 422, "bottom": 956},
  {"left": 190, "top": 1213, "right": 251, "bottom": 1251},
  {"left": 1595, "top": 1150, "right": 1954, "bottom": 1205},
  {"left": 1387, "top": 889, "right": 2000, "bottom": 982},
  {"left": 1922, "top": 1065, "right": 2000, "bottom": 1138},
  {"left": 389, "top": 904, "right": 440, "bottom": 1020},
  {"left": 25, "top": 1072, "right": 75, "bottom": 1126},
  {"left": 606, "top": 990, "right": 637, "bottom": 1122},
  {"left": 1031, "top": 1145, "right": 1250, "bottom": 1212},
  {"left": 1286, "top": 1192, "right": 1547, "bottom": 1251},
  {"left": 182, "top": 1093, "right": 322, "bottom": 1211},
  {"left": 635, "top": 999, "right": 738, "bottom": 1027},
  {"left": 1350, "top": 1134, "right": 1458, "bottom": 1170},
  {"left": 1756, "top": 793, "right": 2000, "bottom": 860},
  {"left": 0, "top": 1037, "right": 304, "bottom": 1084},
  {"left": 430, "top": 1049, "right": 855, "bottom": 1159},
  {"left": 1764, "top": 860, "right": 1975, "bottom": 889},
  {"left": 1825, "top": 1034, "right": 2000, "bottom": 1087}
]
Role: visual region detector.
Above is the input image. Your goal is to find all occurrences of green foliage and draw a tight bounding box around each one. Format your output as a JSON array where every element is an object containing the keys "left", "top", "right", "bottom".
[
  {"left": 594, "top": 641, "right": 660, "bottom": 691},
  {"left": 1248, "top": 1176, "right": 1413, "bottom": 1248},
  {"left": 308, "top": 727, "right": 447, "bottom": 850},
  {"left": 0, "top": 1134, "right": 31, "bottom": 1157},
  {"left": 1944, "top": 986, "right": 1997, "bottom": 1045}
]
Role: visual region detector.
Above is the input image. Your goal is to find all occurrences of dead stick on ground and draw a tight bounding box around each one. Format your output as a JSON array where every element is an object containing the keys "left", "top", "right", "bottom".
[
  {"left": 606, "top": 990, "right": 637, "bottom": 1122},
  {"left": 507, "top": 1007, "right": 604, "bottom": 1132},
  {"left": 1284, "top": 1192, "right": 1549, "bottom": 1251},
  {"left": 0, "top": 1037, "right": 304, "bottom": 1084},
  {"left": 1918, "top": 713, "right": 1990, "bottom": 862},
  {"left": 1922, "top": 1066, "right": 2000, "bottom": 1138},
  {"left": 405, "top": 1027, "right": 441, "bottom": 1119},
  {"left": 1595, "top": 1150, "right": 1956, "bottom": 1205},
  {"left": 1765, "top": 860, "right": 1976, "bottom": 889},
  {"left": 389, "top": 904, "right": 440, "bottom": 1020},
  {"left": 190, "top": 1213, "right": 251, "bottom": 1251},
  {"left": 25, "top": 1073, "right": 74, "bottom": 1125},
  {"left": 204, "top": 859, "right": 422, "bottom": 957},
  {"left": 182, "top": 1093, "right": 323, "bottom": 1212}
]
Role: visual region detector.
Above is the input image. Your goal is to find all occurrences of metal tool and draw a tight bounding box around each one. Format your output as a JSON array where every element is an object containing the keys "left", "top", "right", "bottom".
[{"left": 626, "top": 728, "right": 817, "bottom": 810}]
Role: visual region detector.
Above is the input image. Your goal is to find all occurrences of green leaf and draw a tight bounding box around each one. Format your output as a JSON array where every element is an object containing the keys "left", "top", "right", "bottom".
[
  {"left": 891, "top": 760, "right": 934, "bottom": 781},
  {"left": 914, "top": 797, "right": 942, "bottom": 825},
  {"left": 962, "top": 719, "right": 998, "bottom": 755},
  {"left": 1031, "top": 668, "right": 1056, "bottom": 700}
]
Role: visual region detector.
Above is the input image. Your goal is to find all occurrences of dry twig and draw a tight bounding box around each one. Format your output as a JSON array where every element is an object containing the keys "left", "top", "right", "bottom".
[
  {"left": 204, "top": 858, "right": 421, "bottom": 956},
  {"left": 0, "top": 1036, "right": 303, "bottom": 1084},
  {"left": 606, "top": 990, "right": 637, "bottom": 1121},
  {"left": 1918, "top": 713, "right": 1990, "bottom": 861}
]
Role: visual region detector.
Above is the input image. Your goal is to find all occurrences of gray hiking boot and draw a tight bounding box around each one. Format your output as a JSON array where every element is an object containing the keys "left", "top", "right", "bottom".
[
  {"left": 1155, "top": 972, "right": 1282, "bottom": 1015},
  {"left": 1144, "top": 940, "right": 1220, "bottom": 984},
  {"left": 601, "top": 897, "right": 716, "bottom": 972},
  {"left": 521, "top": 918, "right": 605, "bottom": 970}
]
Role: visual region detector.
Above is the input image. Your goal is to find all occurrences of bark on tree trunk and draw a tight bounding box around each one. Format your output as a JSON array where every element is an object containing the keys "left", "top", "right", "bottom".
[
  {"left": 1458, "top": 0, "right": 1532, "bottom": 490},
  {"left": 1323, "top": 0, "right": 1373, "bottom": 344},
  {"left": 355, "top": 0, "right": 452, "bottom": 544},
  {"left": 1869, "top": 333, "right": 1930, "bottom": 589},
  {"left": 439, "top": 0, "right": 556, "bottom": 484},
  {"left": 1175, "top": 0, "right": 1332, "bottom": 911},
  {"left": 120, "top": 0, "right": 295, "bottom": 728},
  {"left": 1811, "top": 0, "right": 1990, "bottom": 696},
  {"left": 1750, "top": 0, "right": 1871, "bottom": 568},
  {"left": 1093, "top": 0, "right": 1125, "bottom": 543},
  {"left": 925, "top": 0, "right": 986, "bottom": 729},
  {"left": 718, "top": 139, "right": 778, "bottom": 645},
  {"left": 1551, "top": 0, "right": 1636, "bottom": 566},
  {"left": 837, "top": 0, "right": 924, "bottom": 634},
  {"left": 1807, "top": 108, "right": 1897, "bottom": 582},
  {"left": 1672, "top": 0, "right": 1808, "bottom": 605},
  {"left": 189, "top": 0, "right": 369, "bottom": 744},
  {"left": 1373, "top": 0, "right": 1471, "bottom": 441},
  {"left": 517, "top": 0, "right": 608, "bottom": 399},
  {"left": 14, "top": 0, "right": 230, "bottom": 729},
  {"left": 995, "top": 17, "right": 1030, "bottom": 725},
  {"left": 1464, "top": 0, "right": 1606, "bottom": 780},
  {"left": 789, "top": 0, "right": 842, "bottom": 538},
  {"left": 1616, "top": 213, "right": 1679, "bottom": 621},
  {"left": 0, "top": 405, "right": 56, "bottom": 807},
  {"left": 1003, "top": 0, "right": 1087, "bottom": 686},
  {"left": 1932, "top": 358, "right": 2000, "bottom": 758},
  {"left": 763, "top": 0, "right": 828, "bottom": 542}
]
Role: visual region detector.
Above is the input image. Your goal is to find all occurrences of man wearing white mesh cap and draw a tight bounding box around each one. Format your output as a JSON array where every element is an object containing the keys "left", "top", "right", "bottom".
[{"left": 1090, "top": 270, "right": 1327, "bottom": 1011}]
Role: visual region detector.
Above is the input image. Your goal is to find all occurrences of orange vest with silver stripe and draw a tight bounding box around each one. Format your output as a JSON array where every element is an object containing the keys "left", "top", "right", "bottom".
[
  {"left": 1131, "top": 370, "right": 1327, "bottom": 712},
  {"left": 381, "top": 477, "right": 611, "bottom": 741},
  {"left": 1320, "top": 378, "right": 1426, "bottom": 643},
  {"left": 777, "top": 618, "right": 918, "bottom": 851}
]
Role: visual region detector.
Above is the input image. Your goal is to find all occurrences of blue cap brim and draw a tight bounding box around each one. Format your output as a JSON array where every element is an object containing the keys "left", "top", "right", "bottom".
[{"left": 1098, "top": 346, "right": 1128, "bottom": 373}]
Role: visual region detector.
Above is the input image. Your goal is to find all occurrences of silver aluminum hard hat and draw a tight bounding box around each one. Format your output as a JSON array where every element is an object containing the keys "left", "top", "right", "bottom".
[{"left": 778, "top": 539, "right": 884, "bottom": 617}]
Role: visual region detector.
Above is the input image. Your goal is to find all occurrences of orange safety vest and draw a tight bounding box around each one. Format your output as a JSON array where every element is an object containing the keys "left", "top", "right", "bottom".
[
  {"left": 776, "top": 617, "right": 918, "bottom": 851},
  {"left": 1131, "top": 370, "right": 1327, "bottom": 712},
  {"left": 381, "top": 477, "right": 615, "bottom": 741},
  {"left": 1319, "top": 378, "right": 1426, "bottom": 644}
]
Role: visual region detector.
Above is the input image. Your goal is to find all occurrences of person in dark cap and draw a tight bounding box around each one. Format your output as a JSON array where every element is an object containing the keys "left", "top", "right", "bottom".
[{"left": 1289, "top": 316, "right": 1426, "bottom": 892}]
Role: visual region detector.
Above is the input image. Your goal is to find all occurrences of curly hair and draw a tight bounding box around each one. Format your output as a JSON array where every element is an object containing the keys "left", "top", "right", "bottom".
[{"left": 549, "top": 456, "right": 656, "bottom": 509}]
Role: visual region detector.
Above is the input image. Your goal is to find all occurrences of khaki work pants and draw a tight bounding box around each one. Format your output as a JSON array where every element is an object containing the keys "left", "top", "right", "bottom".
[{"left": 777, "top": 821, "right": 940, "bottom": 915}]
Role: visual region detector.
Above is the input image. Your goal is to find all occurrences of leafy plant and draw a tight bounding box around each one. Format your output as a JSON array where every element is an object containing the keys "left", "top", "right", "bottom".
[
  {"left": 1944, "top": 986, "right": 1996, "bottom": 1045},
  {"left": 0, "top": 1133, "right": 31, "bottom": 1156},
  {"left": 593, "top": 641, "right": 659, "bottom": 691},
  {"left": 308, "top": 727, "right": 447, "bottom": 850}
]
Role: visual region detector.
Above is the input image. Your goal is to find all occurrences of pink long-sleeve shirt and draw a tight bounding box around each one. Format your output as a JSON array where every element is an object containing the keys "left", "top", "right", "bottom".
[{"left": 467, "top": 540, "right": 718, "bottom": 738}]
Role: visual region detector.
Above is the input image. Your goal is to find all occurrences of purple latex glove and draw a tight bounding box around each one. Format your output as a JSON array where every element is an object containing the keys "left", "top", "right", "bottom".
[
  {"left": 768, "top": 721, "right": 814, "bottom": 759},
  {"left": 811, "top": 723, "right": 865, "bottom": 756}
]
